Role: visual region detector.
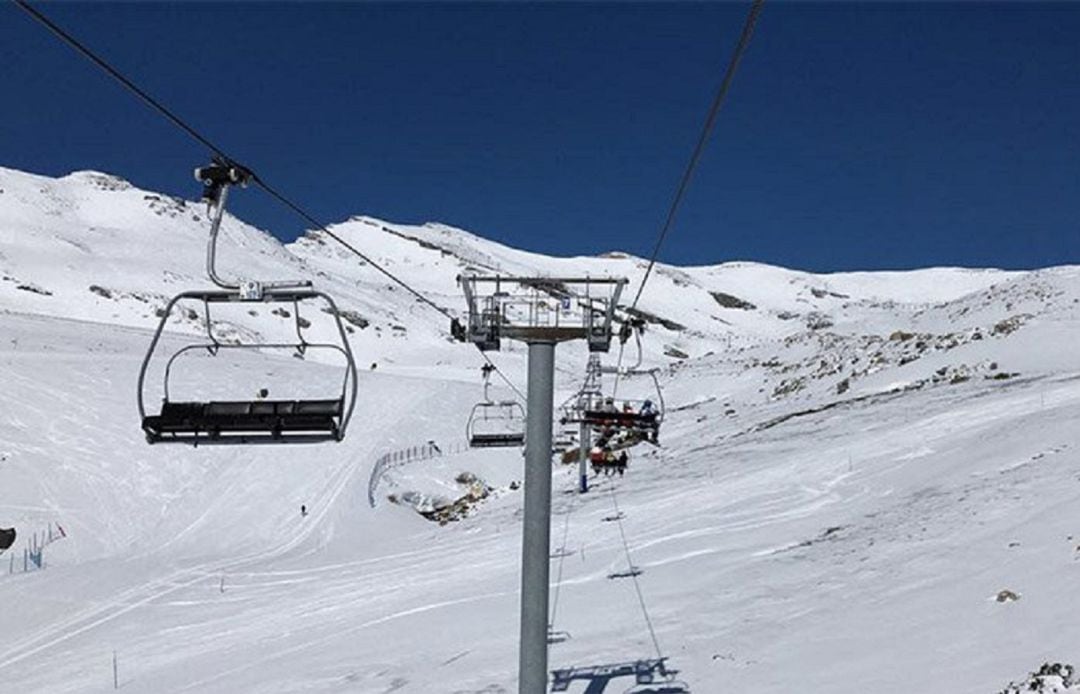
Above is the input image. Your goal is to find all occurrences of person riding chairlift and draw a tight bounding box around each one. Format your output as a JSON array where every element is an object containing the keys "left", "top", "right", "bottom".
[
  {"left": 615, "top": 450, "right": 629, "bottom": 476},
  {"left": 589, "top": 444, "right": 607, "bottom": 475}
]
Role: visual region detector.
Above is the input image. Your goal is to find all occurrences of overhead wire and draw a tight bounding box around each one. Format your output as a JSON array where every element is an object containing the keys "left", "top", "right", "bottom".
[
  {"left": 627, "top": 0, "right": 765, "bottom": 312},
  {"left": 601, "top": 1, "right": 767, "bottom": 649},
  {"left": 483, "top": 352, "right": 527, "bottom": 403},
  {"left": 11, "top": 0, "right": 529, "bottom": 404},
  {"left": 12, "top": 0, "right": 452, "bottom": 319},
  {"left": 613, "top": 0, "right": 765, "bottom": 393},
  {"left": 10, "top": 0, "right": 232, "bottom": 164}
]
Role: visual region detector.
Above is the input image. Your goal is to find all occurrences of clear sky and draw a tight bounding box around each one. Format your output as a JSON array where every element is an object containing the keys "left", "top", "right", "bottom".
[{"left": 3, "top": 2, "right": 1077, "bottom": 272}]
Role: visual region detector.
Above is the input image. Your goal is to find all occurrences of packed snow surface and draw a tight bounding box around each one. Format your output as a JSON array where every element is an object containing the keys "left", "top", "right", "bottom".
[{"left": 0, "top": 166, "right": 1078, "bottom": 693}]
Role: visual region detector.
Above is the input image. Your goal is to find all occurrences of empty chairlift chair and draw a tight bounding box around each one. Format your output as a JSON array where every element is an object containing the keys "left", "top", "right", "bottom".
[
  {"left": 137, "top": 161, "right": 358, "bottom": 445},
  {"left": 466, "top": 363, "right": 526, "bottom": 448},
  {"left": 467, "top": 400, "right": 526, "bottom": 448}
]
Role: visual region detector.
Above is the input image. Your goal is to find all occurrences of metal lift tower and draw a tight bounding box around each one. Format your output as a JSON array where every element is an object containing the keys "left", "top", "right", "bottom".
[{"left": 456, "top": 275, "right": 626, "bottom": 694}]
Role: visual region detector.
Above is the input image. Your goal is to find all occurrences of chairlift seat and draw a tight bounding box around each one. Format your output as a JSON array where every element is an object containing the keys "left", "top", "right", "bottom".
[
  {"left": 469, "top": 432, "right": 526, "bottom": 448},
  {"left": 143, "top": 398, "right": 343, "bottom": 443}
]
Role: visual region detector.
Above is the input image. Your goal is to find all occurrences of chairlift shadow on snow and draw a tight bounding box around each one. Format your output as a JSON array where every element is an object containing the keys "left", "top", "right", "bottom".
[
  {"left": 547, "top": 625, "right": 572, "bottom": 645},
  {"left": 550, "top": 546, "right": 575, "bottom": 559},
  {"left": 606, "top": 565, "right": 643, "bottom": 580},
  {"left": 550, "top": 658, "right": 690, "bottom": 694}
]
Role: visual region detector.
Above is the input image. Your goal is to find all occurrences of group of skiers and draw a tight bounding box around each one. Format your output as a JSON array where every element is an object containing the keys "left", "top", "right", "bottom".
[
  {"left": 590, "top": 397, "right": 660, "bottom": 444},
  {"left": 581, "top": 397, "right": 663, "bottom": 476},
  {"left": 595, "top": 397, "right": 658, "bottom": 418},
  {"left": 590, "top": 440, "right": 629, "bottom": 476}
]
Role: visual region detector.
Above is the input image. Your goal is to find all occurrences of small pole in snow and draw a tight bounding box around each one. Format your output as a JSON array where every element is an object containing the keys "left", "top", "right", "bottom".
[
  {"left": 220, "top": 575, "right": 226, "bottom": 593},
  {"left": 113, "top": 650, "right": 118, "bottom": 689}
]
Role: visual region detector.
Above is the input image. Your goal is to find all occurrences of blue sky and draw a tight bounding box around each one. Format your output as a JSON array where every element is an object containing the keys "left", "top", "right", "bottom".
[{"left": 3, "top": 2, "right": 1077, "bottom": 271}]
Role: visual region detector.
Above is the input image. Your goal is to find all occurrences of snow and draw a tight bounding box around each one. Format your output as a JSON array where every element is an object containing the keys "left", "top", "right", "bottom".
[{"left": 0, "top": 165, "right": 1079, "bottom": 693}]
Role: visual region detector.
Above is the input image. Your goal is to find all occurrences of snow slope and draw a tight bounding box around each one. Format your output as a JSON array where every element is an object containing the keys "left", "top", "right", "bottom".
[{"left": 1, "top": 165, "right": 1078, "bottom": 693}]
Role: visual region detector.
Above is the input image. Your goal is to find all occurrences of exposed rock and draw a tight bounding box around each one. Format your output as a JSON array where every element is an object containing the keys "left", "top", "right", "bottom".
[
  {"left": 709, "top": 291, "right": 756, "bottom": 310},
  {"left": 623, "top": 306, "right": 686, "bottom": 332},
  {"left": 997, "top": 662, "right": 1076, "bottom": 694}
]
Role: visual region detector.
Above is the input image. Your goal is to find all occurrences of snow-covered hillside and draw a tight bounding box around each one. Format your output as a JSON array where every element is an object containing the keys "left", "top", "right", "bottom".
[{"left": 1, "top": 165, "right": 1078, "bottom": 693}]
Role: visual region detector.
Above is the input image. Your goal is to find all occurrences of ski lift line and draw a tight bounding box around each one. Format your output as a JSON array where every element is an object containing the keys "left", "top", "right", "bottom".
[
  {"left": 10, "top": 0, "right": 232, "bottom": 164},
  {"left": 626, "top": 0, "right": 765, "bottom": 312},
  {"left": 608, "top": 483, "right": 665, "bottom": 662},
  {"left": 12, "top": 0, "right": 454, "bottom": 320},
  {"left": 13, "top": 0, "right": 529, "bottom": 407},
  {"left": 248, "top": 172, "right": 456, "bottom": 319},
  {"left": 481, "top": 353, "right": 526, "bottom": 404}
]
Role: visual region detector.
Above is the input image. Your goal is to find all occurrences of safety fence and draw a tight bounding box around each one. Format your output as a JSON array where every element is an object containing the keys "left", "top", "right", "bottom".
[
  {"left": 5, "top": 521, "right": 66, "bottom": 575},
  {"left": 367, "top": 440, "right": 468, "bottom": 507}
]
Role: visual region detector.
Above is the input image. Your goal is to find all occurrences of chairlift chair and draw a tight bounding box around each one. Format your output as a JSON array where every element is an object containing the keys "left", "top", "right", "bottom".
[
  {"left": 547, "top": 625, "right": 572, "bottom": 644},
  {"left": 569, "top": 321, "right": 666, "bottom": 439},
  {"left": 568, "top": 370, "right": 665, "bottom": 439},
  {"left": 137, "top": 161, "right": 358, "bottom": 445},
  {"left": 466, "top": 363, "right": 525, "bottom": 448},
  {"left": 466, "top": 400, "right": 526, "bottom": 448}
]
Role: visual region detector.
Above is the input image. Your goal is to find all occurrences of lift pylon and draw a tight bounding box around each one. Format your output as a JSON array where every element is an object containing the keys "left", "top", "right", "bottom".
[{"left": 455, "top": 274, "right": 626, "bottom": 694}]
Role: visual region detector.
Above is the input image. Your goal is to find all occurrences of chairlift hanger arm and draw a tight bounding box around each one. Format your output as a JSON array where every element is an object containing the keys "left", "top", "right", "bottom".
[{"left": 196, "top": 161, "right": 311, "bottom": 298}]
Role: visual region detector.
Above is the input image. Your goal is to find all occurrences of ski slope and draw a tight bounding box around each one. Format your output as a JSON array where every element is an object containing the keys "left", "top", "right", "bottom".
[{"left": 1, "top": 166, "right": 1079, "bottom": 693}]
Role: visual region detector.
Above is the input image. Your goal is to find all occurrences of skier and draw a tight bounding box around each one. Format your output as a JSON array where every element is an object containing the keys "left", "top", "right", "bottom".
[
  {"left": 602, "top": 448, "right": 617, "bottom": 476},
  {"left": 616, "top": 451, "right": 629, "bottom": 476},
  {"left": 300, "top": 504, "right": 308, "bottom": 518},
  {"left": 590, "top": 445, "right": 606, "bottom": 476},
  {"left": 640, "top": 400, "right": 659, "bottom": 443}
]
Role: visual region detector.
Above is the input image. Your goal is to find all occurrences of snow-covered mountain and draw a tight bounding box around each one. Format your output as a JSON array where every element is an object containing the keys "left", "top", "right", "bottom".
[{"left": 1, "top": 165, "right": 1078, "bottom": 693}]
